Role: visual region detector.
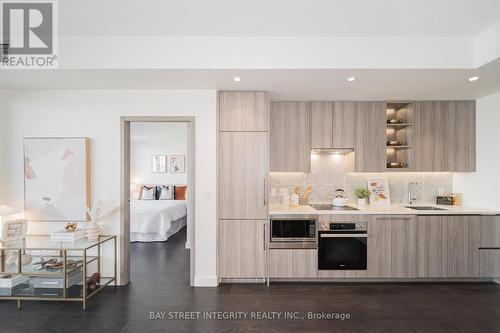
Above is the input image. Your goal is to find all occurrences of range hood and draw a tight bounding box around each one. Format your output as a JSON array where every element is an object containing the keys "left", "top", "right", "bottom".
[{"left": 311, "top": 148, "right": 354, "bottom": 154}]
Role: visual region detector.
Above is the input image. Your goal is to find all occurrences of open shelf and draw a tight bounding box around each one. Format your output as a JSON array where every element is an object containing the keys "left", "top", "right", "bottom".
[{"left": 386, "top": 102, "right": 414, "bottom": 170}]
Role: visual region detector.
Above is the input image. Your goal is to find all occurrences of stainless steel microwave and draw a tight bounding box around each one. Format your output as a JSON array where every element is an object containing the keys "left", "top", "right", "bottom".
[{"left": 269, "top": 215, "right": 318, "bottom": 248}]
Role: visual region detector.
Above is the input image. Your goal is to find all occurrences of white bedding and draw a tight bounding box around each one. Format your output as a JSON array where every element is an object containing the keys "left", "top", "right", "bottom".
[{"left": 130, "top": 200, "right": 187, "bottom": 242}]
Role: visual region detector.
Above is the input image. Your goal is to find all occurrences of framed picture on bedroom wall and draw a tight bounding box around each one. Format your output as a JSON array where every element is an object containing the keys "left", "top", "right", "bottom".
[
  {"left": 151, "top": 155, "right": 167, "bottom": 173},
  {"left": 24, "top": 137, "right": 90, "bottom": 222},
  {"left": 169, "top": 155, "right": 185, "bottom": 173}
]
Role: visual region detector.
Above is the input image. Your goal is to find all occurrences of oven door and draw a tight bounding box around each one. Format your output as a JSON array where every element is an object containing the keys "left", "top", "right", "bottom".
[
  {"left": 318, "top": 231, "right": 367, "bottom": 270},
  {"left": 270, "top": 219, "right": 316, "bottom": 242}
]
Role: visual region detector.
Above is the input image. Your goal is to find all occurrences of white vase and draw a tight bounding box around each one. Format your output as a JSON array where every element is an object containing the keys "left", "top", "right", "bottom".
[
  {"left": 357, "top": 198, "right": 367, "bottom": 206},
  {"left": 86, "top": 221, "right": 101, "bottom": 242}
]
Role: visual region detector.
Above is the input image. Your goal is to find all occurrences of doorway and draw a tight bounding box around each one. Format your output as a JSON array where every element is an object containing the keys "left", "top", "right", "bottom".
[{"left": 120, "top": 116, "right": 195, "bottom": 286}]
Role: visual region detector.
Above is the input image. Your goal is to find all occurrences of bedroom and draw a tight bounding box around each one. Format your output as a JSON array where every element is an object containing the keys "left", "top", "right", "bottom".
[{"left": 129, "top": 121, "right": 191, "bottom": 281}]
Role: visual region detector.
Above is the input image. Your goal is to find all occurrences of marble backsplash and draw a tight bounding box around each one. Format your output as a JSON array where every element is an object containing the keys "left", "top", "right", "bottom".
[{"left": 269, "top": 154, "right": 453, "bottom": 205}]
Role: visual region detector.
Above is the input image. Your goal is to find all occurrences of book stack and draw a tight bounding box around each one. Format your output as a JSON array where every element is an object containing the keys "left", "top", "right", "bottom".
[
  {"left": 0, "top": 274, "right": 30, "bottom": 296},
  {"left": 50, "top": 229, "right": 85, "bottom": 242}
]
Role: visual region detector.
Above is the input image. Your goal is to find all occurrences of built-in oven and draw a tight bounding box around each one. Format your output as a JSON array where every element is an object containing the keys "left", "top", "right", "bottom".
[
  {"left": 318, "top": 221, "right": 367, "bottom": 270},
  {"left": 269, "top": 215, "right": 318, "bottom": 249}
]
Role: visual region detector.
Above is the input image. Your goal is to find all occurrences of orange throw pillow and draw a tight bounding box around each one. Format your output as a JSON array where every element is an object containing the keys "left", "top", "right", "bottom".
[{"left": 175, "top": 186, "right": 187, "bottom": 200}]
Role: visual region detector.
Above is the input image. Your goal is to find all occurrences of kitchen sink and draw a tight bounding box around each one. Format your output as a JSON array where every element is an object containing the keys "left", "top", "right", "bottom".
[{"left": 404, "top": 206, "right": 448, "bottom": 211}]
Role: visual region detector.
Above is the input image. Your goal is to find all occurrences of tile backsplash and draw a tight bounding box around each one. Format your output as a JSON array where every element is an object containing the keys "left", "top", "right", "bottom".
[{"left": 269, "top": 154, "right": 452, "bottom": 204}]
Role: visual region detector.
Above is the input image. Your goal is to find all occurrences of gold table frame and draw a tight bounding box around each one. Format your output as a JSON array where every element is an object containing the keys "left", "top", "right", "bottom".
[{"left": 0, "top": 235, "right": 117, "bottom": 310}]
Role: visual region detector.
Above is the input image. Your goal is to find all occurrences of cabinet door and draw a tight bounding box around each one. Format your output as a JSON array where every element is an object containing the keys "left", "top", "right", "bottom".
[
  {"left": 219, "top": 220, "right": 266, "bottom": 278},
  {"left": 219, "top": 92, "right": 269, "bottom": 131},
  {"left": 368, "top": 216, "right": 417, "bottom": 278},
  {"left": 480, "top": 250, "right": 500, "bottom": 277},
  {"left": 442, "top": 216, "right": 480, "bottom": 277},
  {"left": 219, "top": 132, "right": 268, "bottom": 219},
  {"left": 311, "top": 102, "right": 333, "bottom": 148},
  {"left": 417, "top": 216, "right": 444, "bottom": 277},
  {"left": 270, "top": 102, "right": 311, "bottom": 172},
  {"left": 332, "top": 102, "right": 355, "bottom": 149},
  {"left": 269, "top": 249, "right": 317, "bottom": 278},
  {"left": 355, "top": 102, "right": 386, "bottom": 172},
  {"left": 415, "top": 101, "right": 475, "bottom": 172}
]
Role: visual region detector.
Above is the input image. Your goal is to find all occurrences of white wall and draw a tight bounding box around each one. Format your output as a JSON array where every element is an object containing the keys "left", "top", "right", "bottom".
[
  {"left": 0, "top": 89, "right": 218, "bottom": 286},
  {"left": 454, "top": 91, "right": 500, "bottom": 210},
  {"left": 130, "top": 122, "right": 188, "bottom": 194}
]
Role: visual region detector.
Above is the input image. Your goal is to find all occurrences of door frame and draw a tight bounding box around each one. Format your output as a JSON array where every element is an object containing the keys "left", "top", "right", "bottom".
[{"left": 120, "top": 116, "right": 196, "bottom": 286}]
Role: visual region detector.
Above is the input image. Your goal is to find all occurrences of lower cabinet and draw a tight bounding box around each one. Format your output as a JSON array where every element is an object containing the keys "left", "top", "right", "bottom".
[
  {"left": 367, "top": 215, "right": 417, "bottom": 278},
  {"left": 479, "top": 250, "right": 500, "bottom": 277},
  {"left": 269, "top": 249, "right": 317, "bottom": 278},
  {"left": 479, "top": 216, "right": 500, "bottom": 277},
  {"left": 417, "top": 216, "right": 481, "bottom": 278},
  {"left": 218, "top": 220, "right": 266, "bottom": 278}
]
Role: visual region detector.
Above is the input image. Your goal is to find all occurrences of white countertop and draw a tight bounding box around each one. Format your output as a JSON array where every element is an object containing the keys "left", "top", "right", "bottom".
[{"left": 269, "top": 203, "right": 500, "bottom": 216}]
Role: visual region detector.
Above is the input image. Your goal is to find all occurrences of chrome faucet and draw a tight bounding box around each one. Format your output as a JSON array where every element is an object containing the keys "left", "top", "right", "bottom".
[{"left": 408, "top": 182, "right": 418, "bottom": 205}]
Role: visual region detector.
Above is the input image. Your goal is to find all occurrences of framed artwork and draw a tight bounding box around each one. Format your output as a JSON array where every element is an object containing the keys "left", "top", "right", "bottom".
[
  {"left": 152, "top": 155, "right": 167, "bottom": 173},
  {"left": 24, "top": 137, "right": 90, "bottom": 221},
  {"left": 367, "top": 178, "right": 391, "bottom": 206},
  {"left": 169, "top": 155, "right": 185, "bottom": 173},
  {"left": 0, "top": 219, "right": 27, "bottom": 242}
]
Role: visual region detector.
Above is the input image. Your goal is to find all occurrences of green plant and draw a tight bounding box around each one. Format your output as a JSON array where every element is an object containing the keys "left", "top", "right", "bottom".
[{"left": 354, "top": 187, "right": 370, "bottom": 199}]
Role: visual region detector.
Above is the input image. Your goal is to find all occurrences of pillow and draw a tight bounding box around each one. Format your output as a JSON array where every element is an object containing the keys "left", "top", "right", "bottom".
[
  {"left": 158, "top": 185, "right": 175, "bottom": 200},
  {"left": 174, "top": 186, "right": 187, "bottom": 200},
  {"left": 140, "top": 186, "right": 156, "bottom": 200}
]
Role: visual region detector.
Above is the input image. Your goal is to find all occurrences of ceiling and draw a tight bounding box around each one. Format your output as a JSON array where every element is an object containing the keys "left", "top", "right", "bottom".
[
  {"left": 59, "top": 0, "right": 500, "bottom": 37},
  {"left": 1, "top": 58, "right": 499, "bottom": 100}
]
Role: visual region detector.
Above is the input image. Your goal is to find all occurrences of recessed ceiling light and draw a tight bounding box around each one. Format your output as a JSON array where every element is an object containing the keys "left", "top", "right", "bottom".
[
  {"left": 232, "top": 76, "right": 241, "bottom": 82},
  {"left": 468, "top": 76, "right": 479, "bottom": 82},
  {"left": 347, "top": 76, "right": 356, "bottom": 82}
]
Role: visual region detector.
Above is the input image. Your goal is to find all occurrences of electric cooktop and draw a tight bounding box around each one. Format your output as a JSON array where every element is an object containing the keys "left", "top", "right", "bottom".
[{"left": 310, "top": 204, "right": 359, "bottom": 211}]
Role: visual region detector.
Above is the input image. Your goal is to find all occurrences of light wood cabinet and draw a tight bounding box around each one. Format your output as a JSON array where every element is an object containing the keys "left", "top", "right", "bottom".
[
  {"left": 415, "top": 101, "right": 475, "bottom": 172},
  {"left": 219, "top": 92, "right": 269, "bottom": 131},
  {"left": 368, "top": 215, "right": 417, "bottom": 278},
  {"left": 269, "top": 249, "right": 317, "bottom": 278},
  {"left": 219, "top": 132, "right": 268, "bottom": 219},
  {"left": 417, "top": 216, "right": 444, "bottom": 277},
  {"left": 270, "top": 102, "right": 311, "bottom": 172},
  {"left": 417, "top": 216, "right": 481, "bottom": 278},
  {"left": 479, "top": 216, "right": 500, "bottom": 277},
  {"left": 311, "top": 102, "right": 333, "bottom": 149},
  {"left": 355, "top": 102, "right": 386, "bottom": 172},
  {"left": 310, "top": 102, "right": 355, "bottom": 149},
  {"left": 218, "top": 220, "right": 266, "bottom": 278}
]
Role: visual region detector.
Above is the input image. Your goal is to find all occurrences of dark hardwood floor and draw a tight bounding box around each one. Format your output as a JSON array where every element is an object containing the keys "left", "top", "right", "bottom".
[{"left": 2, "top": 228, "right": 500, "bottom": 332}]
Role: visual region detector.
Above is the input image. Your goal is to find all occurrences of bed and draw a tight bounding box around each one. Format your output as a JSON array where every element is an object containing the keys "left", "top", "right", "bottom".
[{"left": 130, "top": 199, "right": 187, "bottom": 242}]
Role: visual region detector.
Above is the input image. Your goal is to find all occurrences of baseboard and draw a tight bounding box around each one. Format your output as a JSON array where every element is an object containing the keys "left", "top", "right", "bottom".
[
  {"left": 194, "top": 276, "right": 218, "bottom": 287},
  {"left": 185, "top": 241, "right": 191, "bottom": 249}
]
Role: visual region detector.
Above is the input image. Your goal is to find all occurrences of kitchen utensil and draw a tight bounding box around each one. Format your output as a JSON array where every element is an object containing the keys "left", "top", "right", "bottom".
[{"left": 332, "top": 189, "right": 349, "bottom": 207}]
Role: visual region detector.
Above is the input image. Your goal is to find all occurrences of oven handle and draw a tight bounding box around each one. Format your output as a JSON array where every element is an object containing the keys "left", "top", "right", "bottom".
[{"left": 320, "top": 234, "right": 368, "bottom": 238}]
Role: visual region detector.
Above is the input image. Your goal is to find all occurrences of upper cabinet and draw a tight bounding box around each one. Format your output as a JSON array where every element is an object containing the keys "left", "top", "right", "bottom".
[
  {"left": 310, "top": 102, "right": 355, "bottom": 149},
  {"left": 355, "top": 102, "right": 387, "bottom": 172},
  {"left": 219, "top": 92, "right": 269, "bottom": 131},
  {"left": 270, "top": 102, "right": 311, "bottom": 172},
  {"left": 415, "top": 101, "right": 475, "bottom": 172}
]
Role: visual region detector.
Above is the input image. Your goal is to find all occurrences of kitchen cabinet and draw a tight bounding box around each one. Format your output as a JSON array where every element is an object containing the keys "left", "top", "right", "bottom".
[
  {"left": 219, "top": 132, "right": 268, "bottom": 219},
  {"left": 269, "top": 249, "right": 317, "bottom": 278},
  {"left": 270, "top": 102, "right": 311, "bottom": 172},
  {"left": 417, "top": 216, "right": 481, "bottom": 278},
  {"left": 368, "top": 215, "right": 417, "bottom": 278},
  {"left": 218, "top": 220, "right": 267, "bottom": 278},
  {"left": 310, "top": 102, "right": 355, "bottom": 149},
  {"left": 479, "top": 216, "right": 500, "bottom": 277},
  {"left": 415, "top": 101, "right": 475, "bottom": 172},
  {"left": 219, "top": 92, "right": 269, "bottom": 131},
  {"left": 355, "top": 102, "right": 386, "bottom": 172}
]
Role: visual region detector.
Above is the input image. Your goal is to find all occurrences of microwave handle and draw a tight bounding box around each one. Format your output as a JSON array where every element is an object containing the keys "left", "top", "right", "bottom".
[{"left": 320, "top": 234, "right": 368, "bottom": 238}]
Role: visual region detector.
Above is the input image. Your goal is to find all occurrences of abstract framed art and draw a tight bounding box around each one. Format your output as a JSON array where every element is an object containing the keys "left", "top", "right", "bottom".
[{"left": 24, "top": 137, "right": 90, "bottom": 221}]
